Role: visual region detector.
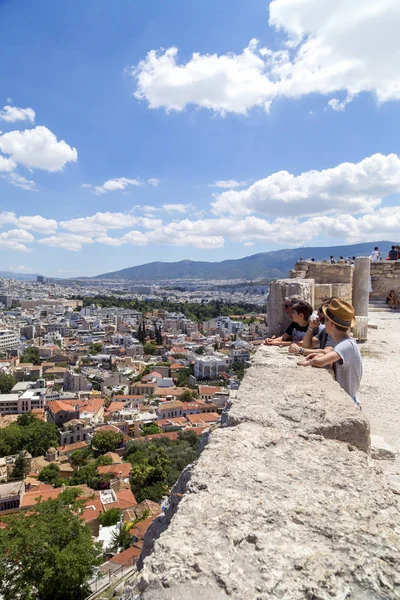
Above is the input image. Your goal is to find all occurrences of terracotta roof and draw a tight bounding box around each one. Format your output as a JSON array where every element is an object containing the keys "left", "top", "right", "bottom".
[
  {"left": 199, "top": 385, "right": 222, "bottom": 395},
  {"left": 129, "top": 514, "right": 158, "bottom": 539},
  {"left": 47, "top": 400, "right": 77, "bottom": 414},
  {"left": 20, "top": 486, "right": 62, "bottom": 508},
  {"left": 104, "top": 452, "right": 122, "bottom": 463},
  {"left": 186, "top": 412, "right": 219, "bottom": 425},
  {"left": 156, "top": 387, "right": 190, "bottom": 397},
  {"left": 169, "top": 363, "right": 186, "bottom": 369},
  {"left": 57, "top": 441, "right": 88, "bottom": 453},
  {"left": 109, "top": 546, "right": 141, "bottom": 565},
  {"left": 114, "top": 395, "right": 145, "bottom": 401},
  {"left": 97, "top": 463, "right": 131, "bottom": 479}
]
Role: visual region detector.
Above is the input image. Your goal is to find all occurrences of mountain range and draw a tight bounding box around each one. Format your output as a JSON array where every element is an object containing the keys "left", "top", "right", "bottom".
[{"left": 92, "top": 241, "right": 394, "bottom": 281}]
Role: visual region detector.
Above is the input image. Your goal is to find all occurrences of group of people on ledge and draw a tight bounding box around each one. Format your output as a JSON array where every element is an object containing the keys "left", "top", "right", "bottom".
[
  {"left": 371, "top": 245, "right": 400, "bottom": 261},
  {"left": 264, "top": 297, "right": 362, "bottom": 410}
]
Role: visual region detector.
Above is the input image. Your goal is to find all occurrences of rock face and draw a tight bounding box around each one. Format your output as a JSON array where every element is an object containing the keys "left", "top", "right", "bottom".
[
  {"left": 370, "top": 435, "right": 397, "bottom": 460},
  {"left": 135, "top": 347, "right": 400, "bottom": 600}
]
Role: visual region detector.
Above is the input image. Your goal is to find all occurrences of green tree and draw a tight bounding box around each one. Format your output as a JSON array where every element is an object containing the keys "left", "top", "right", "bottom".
[
  {"left": 194, "top": 346, "right": 205, "bottom": 355},
  {"left": 70, "top": 448, "right": 92, "bottom": 468},
  {"left": 176, "top": 368, "right": 191, "bottom": 388},
  {"left": 110, "top": 523, "right": 132, "bottom": 552},
  {"left": 178, "top": 389, "right": 198, "bottom": 402},
  {"left": 144, "top": 341, "right": 157, "bottom": 355},
  {"left": 0, "top": 373, "right": 15, "bottom": 393},
  {"left": 69, "top": 462, "right": 99, "bottom": 489},
  {"left": 154, "top": 325, "right": 163, "bottom": 346},
  {"left": 11, "top": 451, "right": 30, "bottom": 480},
  {"left": 141, "top": 423, "right": 161, "bottom": 436},
  {"left": 91, "top": 430, "right": 123, "bottom": 454},
  {"left": 0, "top": 490, "right": 101, "bottom": 600},
  {"left": 39, "top": 463, "right": 61, "bottom": 486},
  {"left": 98, "top": 508, "right": 121, "bottom": 527},
  {"left": 178, "top": 429, "right": 200, "bottom": 448},
  {"left": 0, "top": 414, "right": 58, "bottom": 458},
  {"left": 20, "top": 346, "right": 41, "bottom": 365},
  {"left": 96, "top": 454, "right": 113, "bottom": 466},
  {"left": 88, "top": 342, "right": 103, "bottom": 355}
]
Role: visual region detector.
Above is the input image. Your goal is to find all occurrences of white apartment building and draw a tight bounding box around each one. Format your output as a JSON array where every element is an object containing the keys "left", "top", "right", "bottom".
[
  {"left": 194, "top": 355, "right": 228, "bottom": 380},
  {"left": 0, "top": 330, "right": 19, "bottom": 351}
]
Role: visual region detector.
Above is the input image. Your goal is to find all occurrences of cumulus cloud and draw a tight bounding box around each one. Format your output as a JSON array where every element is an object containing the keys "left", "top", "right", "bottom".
[
  {"left": 6, "top": 173, "right": 37, "bottom": 191},
  {"left": 209, "top": 180, "right": 247, "bottom": 189},
  {"left": 131, "top": 0, "right": 400, "bottom": 114},
  {"left": 39, "top": 233, "right": 93, "bottom": 251},
  {"left": 83, "top": 177, "right": 144, "bottom": 195},
  {"left": 0, "top": 229, "right": 34, "bottom": 252},
  {"left": 212, "top": 153, "right": 400, "bottom": 217},
  {"left": 0, "top": 105, "right": 35, "bottom": 123},
  {"left": 0, "top": 126, "right": 77, "bottom": 171},
  {"left": 162, "top": 203, "right": 194, "bottom": 214},
  {"left": 147, "top": 178, "right": 160, "bottom": 187},
  {"left": 0, "top": 156, "right": 16, "bottom": 172},
  {"left": 16, "top": 215, "right": 58, "bottom": 234},
  {"left": 60, "top": 212, "right": 161, "bottom": 236}
]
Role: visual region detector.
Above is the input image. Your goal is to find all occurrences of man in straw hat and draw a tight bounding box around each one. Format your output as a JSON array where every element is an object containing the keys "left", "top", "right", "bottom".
[{"left": 298, "top": 299, "right": 362, "bottom": 409}]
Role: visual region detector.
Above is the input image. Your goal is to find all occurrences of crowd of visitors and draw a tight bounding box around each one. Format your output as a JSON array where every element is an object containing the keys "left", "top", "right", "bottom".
[{"left": 265, "top": 296, "right": 363, "bottom": 410}]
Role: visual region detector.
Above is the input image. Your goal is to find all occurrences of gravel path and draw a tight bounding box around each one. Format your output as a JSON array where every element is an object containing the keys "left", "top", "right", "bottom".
[{"left": 359, "top": 311, "right": 400, "bottom": 471}]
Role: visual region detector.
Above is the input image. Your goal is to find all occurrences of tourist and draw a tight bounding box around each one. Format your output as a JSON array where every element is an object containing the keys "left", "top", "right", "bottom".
[
  {"left": 388, "top": 246, "right": 399, "bottom": 261},
  {"left": 264, "top": 296, "right": 312, "bottom": 346},
  {"left": 370, "top": 247, "right": 380, "bottom": 261},
  {"left": 329, "top": 256, "right": 336, "bottom": 264},
  {"left": 289, "top": 299, "right": 335, "bottom": 357},
  {"left": 265, "top": 300, "right": 316, "bottom": 346},
  {"left": 298, "top": 299, "right": 362, "bottom": 409},
  {"left": 386, "top": 290, "right": 397, "bottom": 310}
]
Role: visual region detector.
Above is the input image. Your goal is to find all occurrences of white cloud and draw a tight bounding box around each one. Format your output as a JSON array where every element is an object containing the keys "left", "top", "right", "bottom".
[
  {"left": 39, "top": 233, "right": 93, "bottom": 251},
  {"left": 0, "top": 229, "right": 34, "bottom": 252},
  {"left": 210, "top": 180, "right": 247, "bottom": 189},
  {"left": 0, "top": 126, "right": 77, "bottom": 171},
  {"left": 162, "top": 203, "right": 194, "bottom": 214},
  {"left": 16, "top": 215, "right": 58, "bottom": 234},
  {"left": 0, "top": 105, "right": 35, "bottom": 123},
  {"left": 8, "top": 265, "right": 29, "bottom": 272},
  {"left": 6, "top": 173, "right": 37, "bottom": 191},
  {"left": 83, "top": 177, "right": 143, "bottom": 195},
  {"left": 60, "top": 212, "right": 162, "bottom": 236},
  {"left": 212, "top": 153, "right": 400, "bottom": 217},
  {"left": 147, "top": 178, "right": 160, "bottom": 187},
  {"left": 327, "top": 96, "right": 354, "bottom": 112},
  {"left": 132, "top": 0, "right": 400, "bottom": 114},
  {"left": 0, "top": 156, "right": 16, "bottom": 172}
]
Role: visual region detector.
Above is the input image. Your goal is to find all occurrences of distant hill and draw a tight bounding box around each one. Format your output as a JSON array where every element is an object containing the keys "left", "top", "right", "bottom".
[
  {"left": 0, "top": 271, "right": 39, "bottom": 281},
  {"left": 93, "top": 241, "right": 395, "bottom": 281}
]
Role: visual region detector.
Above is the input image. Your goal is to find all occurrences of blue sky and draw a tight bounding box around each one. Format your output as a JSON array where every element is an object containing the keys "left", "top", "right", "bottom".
[{"left": 1, "top": 0, "right": 400, "bottom": 276}]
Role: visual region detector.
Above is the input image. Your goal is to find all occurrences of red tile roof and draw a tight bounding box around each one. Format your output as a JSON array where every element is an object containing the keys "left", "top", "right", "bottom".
[
  {"left": 97, "top": 463, "right": 131, "bottom": 479},
  {"left": 109, "top": 546, "right": 141, "bottom": 565}
]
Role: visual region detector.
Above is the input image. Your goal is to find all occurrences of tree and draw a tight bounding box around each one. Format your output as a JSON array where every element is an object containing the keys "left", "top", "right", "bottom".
[
  {"left": 20, "top": 346, "right": 41, "bottom": 365},
  {"left": 0, "top": 490, "right": 101, "bottom": 600},
  {"left": 89, "top": 342, "right": 103, "bottom": 355},
  {"left": 91, "top": 430, "right": 123, "bottom": 454},
  {"left": 137, "top": 323, "right": 146, "bottom": 344},
  {"left": 144, "top": 341, "right": 157, "bottom": 355},
  {"left": 141, "top": 423, "right": 161, "bottom": 436},
  {"left": 70, "top": 448, "right": 92, "bottom": 468},
  {"left": 69, "top": 462, "right": 99, "bottom": 489},
  {"left": 0, "top": 373, "right": 15, "bottom": 394},
  {"left": 39, "top": 463, "right": 61, "bottom": 486},
  {"left": 0, "top": 414, "right": 59, "bottom": 458},
  {"left": 154, "top": 325, "right": 163, "bottom": 346},
  {"left": 178, "top": 429, "right": 200, "bottom": 448},
  {"left": 194, "top": 346, "right": 205, "bottom": 355},
  {"left": 110, "top": 523, "right": 132, "bottom": 552},
  {"left": 11, "top": 451, "right": 30, "bottom": 480},
  {"left": 98, "top": 508, "right": 121, "bottom": 527},
  {"left": 176, "top": 368, "right": 191, "bottom": 388},
  {"left": 178, "top": 389, "right": 198, "bottom": 402}
]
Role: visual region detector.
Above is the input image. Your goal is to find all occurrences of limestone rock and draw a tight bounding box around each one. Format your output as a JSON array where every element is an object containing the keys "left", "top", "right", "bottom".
[{"left": 371, "top": 435, "right": 396, "bottom": 460}]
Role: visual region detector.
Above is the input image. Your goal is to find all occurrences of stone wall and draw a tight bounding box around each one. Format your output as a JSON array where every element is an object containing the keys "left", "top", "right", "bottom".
[
  {"left": 290, "top": 261, "right": 353, "bottom": 306},
  {"left": 131, "top": 347, "right": 400, "bottom": 600},
  {"left": 370, "top": 261, "right": 400, "bottom": 299}
]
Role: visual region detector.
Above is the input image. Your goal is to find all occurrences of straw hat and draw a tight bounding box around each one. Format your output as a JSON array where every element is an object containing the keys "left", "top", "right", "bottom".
[{"left": 322, "top": 298, "right": 356, "bottom": 329}]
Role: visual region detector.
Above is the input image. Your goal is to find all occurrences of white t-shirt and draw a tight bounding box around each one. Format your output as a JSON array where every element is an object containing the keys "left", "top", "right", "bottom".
[
  {"left": 370, "top": 250, "right": 380, "bottom": 262},
  {"left": 333, "top": 337, "right": 363, "bottom": 399}
]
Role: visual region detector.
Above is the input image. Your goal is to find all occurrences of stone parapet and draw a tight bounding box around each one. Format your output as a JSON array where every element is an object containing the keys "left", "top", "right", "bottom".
[
  {"left": 134, "top": 347, "right": 400, "bottom": 600},
  {"left": 291, "top": 262, "right": 353, "bottom": 285}
]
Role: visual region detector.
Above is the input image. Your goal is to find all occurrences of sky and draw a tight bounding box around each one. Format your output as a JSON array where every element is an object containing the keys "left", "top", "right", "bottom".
[{"left": 1, "top": 0, "right": 400, "bottom": 277}]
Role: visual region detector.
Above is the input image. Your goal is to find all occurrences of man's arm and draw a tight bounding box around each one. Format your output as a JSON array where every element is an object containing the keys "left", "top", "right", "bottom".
[
  {"left": 265, "top": 333, "right": 292, "bottom": 346},
  {"left": 289, "top": 344, "right": 333, "bottom": 357},
  {"left": 298, "top": 350, "right": 340, "bottom": 368}
]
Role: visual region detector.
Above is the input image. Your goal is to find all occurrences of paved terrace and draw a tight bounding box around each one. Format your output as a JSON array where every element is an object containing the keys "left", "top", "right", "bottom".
[{"left": 130, "top": 322, "right": 400, "bottom": 600}]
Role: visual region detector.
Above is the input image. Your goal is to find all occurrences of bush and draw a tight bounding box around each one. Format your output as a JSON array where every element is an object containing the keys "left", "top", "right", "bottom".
[{"left": 98, "top": 508, "right": 121, "bottom": 527}]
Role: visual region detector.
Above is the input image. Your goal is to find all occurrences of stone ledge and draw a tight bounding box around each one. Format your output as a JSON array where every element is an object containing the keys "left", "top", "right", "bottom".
[{"left": 133, "top": 347, "right": 400, "bottom": 600}]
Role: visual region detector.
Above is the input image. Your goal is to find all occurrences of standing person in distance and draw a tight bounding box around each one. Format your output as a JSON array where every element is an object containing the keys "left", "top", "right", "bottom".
[{"left": 370, "top": 247, "right": 380, "bottom": 261}]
